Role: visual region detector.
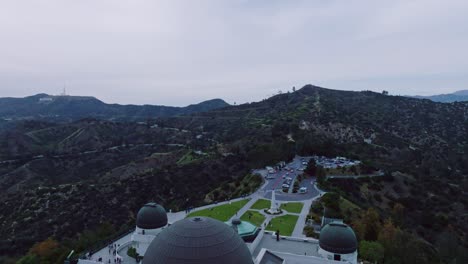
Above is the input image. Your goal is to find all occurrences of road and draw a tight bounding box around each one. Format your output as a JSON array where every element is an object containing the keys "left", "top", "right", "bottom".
[
  {"left": 326, "top": 171, "right": 385, "bottom": 179},
  {"left": 0, "top": 143, "right": 186, "bottom": 165}
]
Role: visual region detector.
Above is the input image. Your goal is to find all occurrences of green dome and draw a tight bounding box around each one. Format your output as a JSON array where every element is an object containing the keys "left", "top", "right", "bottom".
[
  {"left": 136, "top": 203, "right": 167, "bottom": 229},
  {"left": 225, "top": 218, "right": 260, "bottom": 242},
  {"left": 319, "top": 222, "right": 357, "bottom": 254}
]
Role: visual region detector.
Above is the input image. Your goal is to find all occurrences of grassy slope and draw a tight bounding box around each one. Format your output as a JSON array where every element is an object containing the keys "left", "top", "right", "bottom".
[
  {"left": 280, "top": 202, "right": 304, "bottom": 214},
  {"left": 186, "top": 199, "right": 250, "bottom": 221},
  {"left": 250, "top": 199, "right": 271, "bottom": 210},
  {"left": 240, "top": 210, "right": 266, "bottom": 227},
  {"left": 266, "top": 214, "right": 299, "bottom": 236}
]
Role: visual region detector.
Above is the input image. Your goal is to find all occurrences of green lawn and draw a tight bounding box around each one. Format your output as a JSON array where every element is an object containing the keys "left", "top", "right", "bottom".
[
  {"left": 186, "top": 199, "right": 250, "bottom": 221},
  {"left": 250, "top": 199, "right": 271, "bottom": 210},
  {"left": 266, "top": 214, "right": 299, "bottom": 236},
  {"left": 240, "top": 210, "right": 266, "bottom": 227},
  {"left": 280, "top": 202, "right": 304, "bottom": 214}
]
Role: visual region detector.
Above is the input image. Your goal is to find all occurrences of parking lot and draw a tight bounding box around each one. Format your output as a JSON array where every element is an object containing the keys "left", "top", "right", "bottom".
[{"left": 255, "top": 156, "right": 320, "bottom": 201}]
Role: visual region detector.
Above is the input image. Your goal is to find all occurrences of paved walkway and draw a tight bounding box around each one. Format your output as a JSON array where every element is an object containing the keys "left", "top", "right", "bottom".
[
  {"left": 291, "top": 183, "right": 326, "bottom": 237},
  {"left": 291, "top": 198, "right": 313, "bottom": 237},
  {"left": 82, "top": 232, "right": 133, "bottom": 264},
  {"left": 229, "top": 195, "right": 260, "bottom": 221}
]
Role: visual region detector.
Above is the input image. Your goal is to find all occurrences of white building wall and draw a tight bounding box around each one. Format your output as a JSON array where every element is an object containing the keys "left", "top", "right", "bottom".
[
  {"left": 318, "top": 247, "right": 357, "bottom": 264},
  {"left": 131, "top": 226, "right": 166, "bottom": 256}
]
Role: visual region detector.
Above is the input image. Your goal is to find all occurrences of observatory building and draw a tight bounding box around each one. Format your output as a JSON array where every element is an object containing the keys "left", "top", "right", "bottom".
[
  {"left": 77, "top": 202, "right": 359, "bottom": 264},
  {"left": 131, "top": 203, "right": 168, "bottom": 256}
]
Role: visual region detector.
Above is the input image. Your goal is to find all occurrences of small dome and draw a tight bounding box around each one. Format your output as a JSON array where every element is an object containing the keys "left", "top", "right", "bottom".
[
  {"left": 143, "top": 217, "right": 253, "bottom": 264},
  {"left": 231, "top": 218, "right": 242, "bottom": 225},
  {"left": 319, "top": 222, "right": 357, "bottom": 254},
  {"left": 136, "top": 203, "right": 167, "bottom": 229}
]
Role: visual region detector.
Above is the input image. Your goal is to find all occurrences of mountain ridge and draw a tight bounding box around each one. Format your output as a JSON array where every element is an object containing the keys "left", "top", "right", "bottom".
[
  {"left": 0, "top": 94, "right": 229, "bottom": 122},
  {"left": 410, "top": 89, "right": 468, "bottom": 102}
]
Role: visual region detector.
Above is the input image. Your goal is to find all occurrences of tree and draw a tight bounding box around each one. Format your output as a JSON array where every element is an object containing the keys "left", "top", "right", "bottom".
[
  {"left": 316, "top": 166, "right": 326, "bottom": 185},
  {"left": 378, "top": 219, "right": 399, "bottom": 257},
  {"left": 359, "top": 240, "right": 384, "bottom": 263},
  {"left": 30, "top": 238, "right": 59, "bottom": 259},
  {"left": 382, "top": 90, "right": 389, "bottom": 95},
  {"left": 305, "top": 160, "right": 317, "bottom": 176},
  {"left": 391, "top": 203, "right": 404, "bottom": 227},
  {"left": 321, "top": 192, "right": 340, "bottom": 211},
  {"left": 376, "top": 220, "right": 440, "bottom": 264},
  {"left": 435, "top": 231, "right": 460, "bottom": 263},
  {"left": 17, "top": 255, "right": 39, "bottom": 264},
  {"left": 292, "top": 86, "right": 296, "bottom": 92},
  {"left": 361, "top": 208, "right": 381, "bottom": 241},
  {"left": 127, "top": 246, "right": 140, "bottom": 260}
]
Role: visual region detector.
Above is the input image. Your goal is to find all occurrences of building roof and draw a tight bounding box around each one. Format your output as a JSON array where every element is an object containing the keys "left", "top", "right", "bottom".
[
  {"left": 136, "top": 202, "right": 168, "bottom": 229},
  {"left": 319, "top": 222, "right": 357, "bottom": 254},
  {"left": 258, "top": 250, "right": 285, "bottom": 264},
  {"left": 143, "top": 216, "right": 254, "bottom": 264},
  {"left": 225, "top": 218, "right": 259, "bottom": 242}
]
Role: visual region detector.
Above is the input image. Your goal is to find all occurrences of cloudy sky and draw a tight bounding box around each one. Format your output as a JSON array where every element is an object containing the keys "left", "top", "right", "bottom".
[{"left": 1, "top": 0, "right": 467, "bottom": 106}]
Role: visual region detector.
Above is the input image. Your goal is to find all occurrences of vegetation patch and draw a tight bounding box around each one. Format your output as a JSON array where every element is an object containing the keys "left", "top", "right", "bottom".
[
  {"left": 176, "top": 150, "right": 202, "bottom": 165},
  {"left": 206, "top": 173, "right": 263, "bottom": 202},
  {"left": 280, "top": 202, "right": 304, "bottom": 214},
  {"left": 250, "top": 199, "right": 271, "bottom": 210},
  {"left": 186, "top": 199, "right": 250, "bottom": 221},
  {"left": 240, "top": 210, "right": 266, "bottom": 227},
  {"left": 127, "top": 246, "right": 141, "bottom": 260},
  {"left": 304, "top": 226, "right": 319, "bottom": 239},
  {"left": 266, "top": 214, "right": 299, "bottom": 236}
]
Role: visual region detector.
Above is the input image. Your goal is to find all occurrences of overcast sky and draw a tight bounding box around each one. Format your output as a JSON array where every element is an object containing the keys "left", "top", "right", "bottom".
[{"left": 1, "top": 0, "right": 467, "bottom": 106}]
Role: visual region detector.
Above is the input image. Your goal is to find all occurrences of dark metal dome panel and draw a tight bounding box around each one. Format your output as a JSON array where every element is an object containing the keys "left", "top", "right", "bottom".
[
  {"left": 319, "top": 222, "right": 358, "bottom": 254},
  {"left": 143, "top": 217, "right": 254, "bottom": 264},
  {"left": 136, "top": 202, "right": 168, "bottom": 229}
]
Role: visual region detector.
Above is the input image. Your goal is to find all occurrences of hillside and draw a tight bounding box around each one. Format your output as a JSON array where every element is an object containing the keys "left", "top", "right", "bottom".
[
  {"left": 160, "top": 85, "right": 468, "bottom": 252},
  {"left": 0, "top": 94, "right": 229, "bottom": 122},
  {"left": 1, "top": 85, "right": 467, "bottom": 263},
  {"left": 411, "top": 90, "right": 468, "bottom": 102}
]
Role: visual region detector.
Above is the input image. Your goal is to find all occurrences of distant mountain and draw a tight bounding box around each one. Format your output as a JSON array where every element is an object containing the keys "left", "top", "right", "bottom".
[
  {"left": 411, "top": 90, "right": 468, "bottom": 102},
  {"left": 0, "top": 94, "right": 229, "bottom": 122}
]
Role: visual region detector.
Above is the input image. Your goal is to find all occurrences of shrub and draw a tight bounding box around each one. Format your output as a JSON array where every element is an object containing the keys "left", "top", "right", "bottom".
[
  {"left": 359, "top": 240, "right": 384, "bottom": 263},
  {"left": 127, "top": 246, "right": 140, "bottom": 260},
  {"left": 304, "top": 226, "right": 318, "bottom": 238}
]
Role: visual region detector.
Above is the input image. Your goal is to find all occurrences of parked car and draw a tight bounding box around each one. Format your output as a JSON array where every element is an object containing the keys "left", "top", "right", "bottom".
[
  {"left": 282, "top": 184, "right": 290, "bottom": 188},
  {"left": 299, "top": 187, "right": 308, "bottom": 194}
]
